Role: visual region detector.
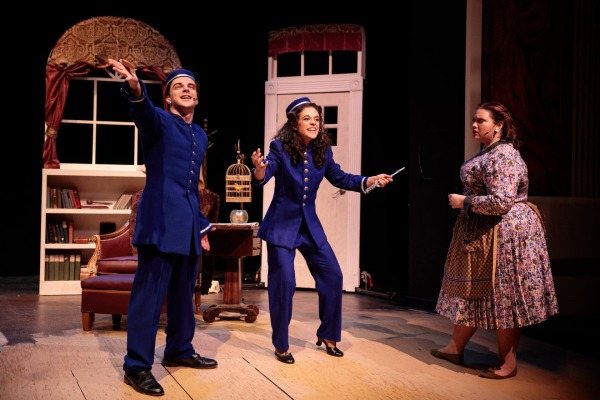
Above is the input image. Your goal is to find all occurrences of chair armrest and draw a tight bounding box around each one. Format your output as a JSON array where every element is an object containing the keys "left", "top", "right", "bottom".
[{"left": 86, "top": 221, "right": 131, "bottom": 277}]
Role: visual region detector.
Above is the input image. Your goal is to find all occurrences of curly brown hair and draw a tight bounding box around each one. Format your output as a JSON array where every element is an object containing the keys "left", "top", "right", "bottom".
[{"left": 273, "top": 102, "right": 331, "bottom": 168}]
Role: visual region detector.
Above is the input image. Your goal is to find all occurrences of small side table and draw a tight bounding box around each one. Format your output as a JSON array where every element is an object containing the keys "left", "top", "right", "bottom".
[{"left": 202, "top": 223, "right": 261, "bottom": 323}]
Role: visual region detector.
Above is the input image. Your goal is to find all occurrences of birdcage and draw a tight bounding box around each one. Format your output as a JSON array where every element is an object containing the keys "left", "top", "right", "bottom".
[
  {"left": 226, "top": 140, "right": 251, "bottom": 223},
  {"left": 225, "top": 140, "right": 252, "bottom": 203}
]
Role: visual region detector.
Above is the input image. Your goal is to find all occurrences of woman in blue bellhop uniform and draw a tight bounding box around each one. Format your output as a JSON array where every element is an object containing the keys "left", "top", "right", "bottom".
[{"left": 251, "top": 97, "right": 394, "bottom": 364}]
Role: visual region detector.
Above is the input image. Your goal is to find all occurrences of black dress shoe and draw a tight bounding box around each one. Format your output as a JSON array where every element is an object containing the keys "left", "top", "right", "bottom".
[
  {"left": 430, "top": 349, "right": 464, "bottom": 365},
  {"left": 162, "top": 353, "right": 218, "bottom": 369},
  {"left": 124, "top": 370, "right": 164, "bottom": 396},
  {"left": 274, "top": 351, "right": 295, "bottom": 364},
  {"left": 316, "top": 338, "right": 344, "bottom": 357}
]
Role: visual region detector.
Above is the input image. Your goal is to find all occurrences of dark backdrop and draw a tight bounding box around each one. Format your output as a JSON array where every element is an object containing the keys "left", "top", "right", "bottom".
[{"left": 408, "top": 3, "right": 467, "bottom": 308}]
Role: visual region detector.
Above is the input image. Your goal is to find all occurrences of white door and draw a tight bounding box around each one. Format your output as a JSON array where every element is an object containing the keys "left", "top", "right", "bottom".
[{"left": 261, "top": 89, "right": 363, "bottom": 292}]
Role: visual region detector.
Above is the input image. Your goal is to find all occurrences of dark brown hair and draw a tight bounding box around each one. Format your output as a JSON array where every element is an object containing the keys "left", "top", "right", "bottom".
[{"left": 273, "top": 102, "right": 331, "bottom": 167}]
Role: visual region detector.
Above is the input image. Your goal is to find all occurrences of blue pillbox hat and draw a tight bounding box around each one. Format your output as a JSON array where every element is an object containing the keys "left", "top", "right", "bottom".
[
  {"left": 286, "top": 97, "right": 311, "bottom": 114},
  {"left": 165, "top": 69, "right": 195, "bottom": 86}
]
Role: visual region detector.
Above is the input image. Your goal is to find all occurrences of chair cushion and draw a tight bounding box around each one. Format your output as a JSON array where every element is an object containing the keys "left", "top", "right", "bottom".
[
  {"left": 81, "top": 273, "right": 135, "bottom": 291},
  {"left": 97, "top": 256, "right": 138, "bottom": 274}
]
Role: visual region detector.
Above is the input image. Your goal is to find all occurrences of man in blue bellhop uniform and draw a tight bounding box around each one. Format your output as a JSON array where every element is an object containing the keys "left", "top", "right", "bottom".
[{"left": 108, "top": 58, "right": 217, "bottom": 397}]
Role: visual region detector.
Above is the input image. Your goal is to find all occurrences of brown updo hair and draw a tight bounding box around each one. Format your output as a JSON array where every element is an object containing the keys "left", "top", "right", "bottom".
[{"left": 477, "top": 102, "right": 520, "bottom": 149}]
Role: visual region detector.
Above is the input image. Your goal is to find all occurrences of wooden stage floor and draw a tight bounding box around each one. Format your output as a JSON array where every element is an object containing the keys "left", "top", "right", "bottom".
[{"left": 0, "top": 276, "right": 597, "bottom": 399}]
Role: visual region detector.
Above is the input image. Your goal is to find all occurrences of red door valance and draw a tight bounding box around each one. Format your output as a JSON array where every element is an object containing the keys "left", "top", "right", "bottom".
[{"left": 268, "top": 24, "right": 363, "bottom": 57}]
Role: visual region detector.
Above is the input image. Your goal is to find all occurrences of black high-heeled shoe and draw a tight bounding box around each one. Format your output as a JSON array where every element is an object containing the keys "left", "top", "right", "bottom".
[
  {"left": 274, "top": 350, "right": 295, "bottom": 364},
  {"left": 316, "top": 338, "right": 344, "bottom": 357}
]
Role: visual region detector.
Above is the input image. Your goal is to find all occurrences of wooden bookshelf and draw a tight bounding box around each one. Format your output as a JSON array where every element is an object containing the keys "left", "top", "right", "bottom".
[{"left": 40, "top": 165, "right": 145, "bottom": 295}]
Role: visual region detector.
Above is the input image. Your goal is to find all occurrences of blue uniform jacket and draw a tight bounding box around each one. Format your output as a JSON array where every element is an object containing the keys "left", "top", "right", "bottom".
[
  {"left": 252, "top": 139, "right": 368, "bottom": 250},
  {"left": 124, "top": 81, "right": 212, "bottom": 256}
]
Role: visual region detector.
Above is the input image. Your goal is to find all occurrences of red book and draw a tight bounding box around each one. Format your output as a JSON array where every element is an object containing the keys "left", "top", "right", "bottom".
[{"left": 71, "top": 188, "right": 82, "bottom": 209}]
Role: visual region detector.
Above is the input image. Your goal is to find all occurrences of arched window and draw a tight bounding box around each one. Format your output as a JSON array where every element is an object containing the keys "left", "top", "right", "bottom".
[{"left": 43, "top": 16, "right": 182, "bottom": 169}]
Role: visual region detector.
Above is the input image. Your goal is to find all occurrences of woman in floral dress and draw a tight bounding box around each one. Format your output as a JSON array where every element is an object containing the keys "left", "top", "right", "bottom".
[{"left": 431, "top": 102, "right": 559, "bottom": 379}]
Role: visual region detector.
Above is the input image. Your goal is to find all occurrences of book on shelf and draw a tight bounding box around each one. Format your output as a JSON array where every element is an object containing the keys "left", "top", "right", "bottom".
[
  {"left": 81, "top": 204, "right": 110, "bottom": 209},
  {"left": 51, "top": 187, "right": 58, "bottom": 208},
  {"left": 47, "top": 221, "right": 54, "bottom": 244},
  {"left": 49, "top": 255, "right": 56, "bottom": 280},
  {"left": 56, "top": 187, "right": 62, "bottom": 208},
  {"left": 50, "top": 221, "right": 60, "bottom": 243},
  {"left": 68, "top": 220, "right": 74, "bottom": 244},
  {"left": 62, "top": 254, "right": 70, "bottom": 280},
  {"left": 57, "top": 221, "right": 63, "bottom": 243},
  {"left": 55, "top": 254, "right": 64, "bottom": 281},
  {"left": 75, "top": 254, "right": 81, "bottom": 279},
  {"left": 80, "top": 197, "right": 112, "bottom": 208},
  {"left": 46, "top": 255, "right": 51, "bottom": 281},
  {"left": 60, "top": 189, "right": 65, "bottom": 208},
  {"left": 123, "top": 195, "right": 133, "bottom": 209},
  {"left": 54, "top": 221, "right": 64, "bottom": 243},
  {"left": 61, "top": 221, "right": 68, "bottom": 244},
  {"left": 113, "top": 193, "right": 133, "bottom": 210},
  {"left": 51, "top": 223, "right": 58, "bottom": 244},
  {"left": 70, "top": 188, "right": 82, "bottom": 209},
  {"left": 54, "top": 254, "right": 61, "bottom": 280},
  {"left": 60, "top": 189, "right": 70, "bottom": 209},
  {"left": 51, "top": 255, "right": 59, "bottom": 280},
  {"left": 46, "top": 221, "right": 55, "bottom": 244},
  {"left": 66, "top": 189, "right": 74, "bottom": 209},
  {"left": 69, "top": 254, "right": 76, "bottom": 280}
]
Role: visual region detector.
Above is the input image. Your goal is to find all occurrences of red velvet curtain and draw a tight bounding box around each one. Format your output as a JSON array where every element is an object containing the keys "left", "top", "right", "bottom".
[{"left": 43, "top": 63, "right": 94, "bottom": 168}]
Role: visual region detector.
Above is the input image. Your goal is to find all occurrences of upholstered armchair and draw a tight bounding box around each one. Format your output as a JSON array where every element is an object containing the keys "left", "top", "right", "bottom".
[
  {"left": 80, "top": 188, "right": 220, "bottom": 331},
  {"left": 80, "top": 189, "right": 145, "bottom": 331}
]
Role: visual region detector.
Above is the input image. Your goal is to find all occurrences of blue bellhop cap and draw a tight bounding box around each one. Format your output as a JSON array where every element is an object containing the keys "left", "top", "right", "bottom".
[
  {"left": 165, "top": 69, "right": 196, "bottom": 87},
  {"left": 286, "top": 97, "right": 311, "bottom": 114}
]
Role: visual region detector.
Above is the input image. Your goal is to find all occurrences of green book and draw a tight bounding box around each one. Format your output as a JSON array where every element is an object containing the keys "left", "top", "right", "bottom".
[
  {"left": 70, "top": 254, "right": 77, "bottom": 280},
  {"left": 75, "top": 254, "right": 81, "bottom": 280}
]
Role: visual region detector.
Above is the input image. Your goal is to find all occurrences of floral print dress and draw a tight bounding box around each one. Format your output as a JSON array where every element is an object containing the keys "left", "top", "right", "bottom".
[{"left": 435, "top": 142, "right": 559, "bottom": 329}]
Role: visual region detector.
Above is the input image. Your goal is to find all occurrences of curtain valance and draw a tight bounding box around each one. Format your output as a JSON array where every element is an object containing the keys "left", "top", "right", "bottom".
[{"left": 268, "top": 24, "right": 363, "bottom": 58}]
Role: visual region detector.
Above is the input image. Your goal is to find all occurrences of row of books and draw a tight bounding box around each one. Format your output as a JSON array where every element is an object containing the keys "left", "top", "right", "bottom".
[
  {"left": 47, "top": 219, "right": 74, "bottom": 244},
  {"left": 47, "top": 187, "right": 81, "bottom": 209},
  {"left": 45, "top": 253, "right": 81, "bottom": 281},
  {"left": 47, "top": 187, "right": 135, "bottom": 210}
]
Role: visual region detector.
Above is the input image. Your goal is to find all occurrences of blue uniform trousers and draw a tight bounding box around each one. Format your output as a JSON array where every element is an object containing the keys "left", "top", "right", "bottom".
[
  {"left": 267, "top": 227, "right": 343, "bottom": 352},
  {"left": 123, "top": 245, "right": 199, "bottom": 373}
]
